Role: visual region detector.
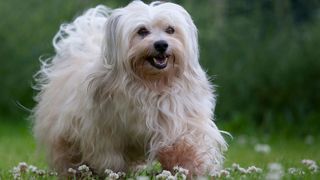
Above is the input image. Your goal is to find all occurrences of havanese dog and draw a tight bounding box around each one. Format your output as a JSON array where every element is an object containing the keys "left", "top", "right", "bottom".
[{"left": 33, "top": 0, "right": 227, "bottom": 177}]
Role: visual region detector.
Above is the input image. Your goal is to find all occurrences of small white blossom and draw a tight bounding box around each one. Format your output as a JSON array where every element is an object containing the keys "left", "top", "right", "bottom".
[
  {"left": 302, "top": 159, "right": 319, "bottom": 173},
  {"left": 107, "top": 172, "right": 120, "bottom": 179},
  {"left": 156, "top": 170, "right": 173, "bottom": 179},
  {"left": 254, "top": 144, "right": 271, "bottom": 154},
  {"left": 49, "top": 171, "right": 58, "bottom": 176},
  {"left": 36, "top": 169, "right": 46, "bottom": 176},
  {"left": 309, "top": 164, "right": 319, "bottom": 173},
  {"left": 302, "top": 159, "right": 316, "bottom": 166},
  {"left": 173, "top": 166, "right": 189, "bottom": 175},
  {"left": 78, "top": 164, "right": 90, "bottom": 172},
  {"left": 247, "top": 166, "right": 263, "bottom": 173},
  {"left": 266, "top": 163, "right": 284, "bottom": 180},
  {"left": 17, "top": 162, "right": 28, "bottom": 173},
  {"left": 232, "top": 163, "right": 247, "bottom": 174},
  {"left": 215, "top": 169, "right": 231, "bottom": 177},
  {"left": 68, "top": 168, "right": 77, "bottom": 175},
  {"left": 105, "top": 169, "right": 114, "bottom": 175},
  {"left": 13, "top": 173, "right": 21, "bottom": 180},
  {"left": 28, "top": 165, "right": 38, "bottom": 173},
  {"left": 288, "top": 167, "right": 305, "bottom": 175}
]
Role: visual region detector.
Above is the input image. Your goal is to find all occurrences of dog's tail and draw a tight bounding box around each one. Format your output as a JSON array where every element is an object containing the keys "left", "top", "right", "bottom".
[{"left": 52, "top": 5, "right": 111, "bottom": 61}]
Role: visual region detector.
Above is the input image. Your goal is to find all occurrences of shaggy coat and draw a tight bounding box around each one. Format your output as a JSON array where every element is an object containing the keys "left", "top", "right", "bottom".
[{"left": 33, "top": 1, "right": 227, "bottom": 177}]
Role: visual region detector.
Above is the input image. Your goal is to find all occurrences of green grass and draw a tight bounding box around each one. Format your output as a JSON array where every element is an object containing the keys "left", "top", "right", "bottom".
[{"left": 0, "top": 119, "right": 319, "bottom": 179}]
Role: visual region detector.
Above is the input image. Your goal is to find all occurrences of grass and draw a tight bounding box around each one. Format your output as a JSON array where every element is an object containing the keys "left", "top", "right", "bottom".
[{"left": 0, "top": 118, "right": 319, "bottom": 179}]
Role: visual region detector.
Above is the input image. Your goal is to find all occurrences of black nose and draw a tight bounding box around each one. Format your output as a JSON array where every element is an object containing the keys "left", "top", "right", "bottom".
[{"left": 154, "top": 40, "right": 168, "bottom": 53}]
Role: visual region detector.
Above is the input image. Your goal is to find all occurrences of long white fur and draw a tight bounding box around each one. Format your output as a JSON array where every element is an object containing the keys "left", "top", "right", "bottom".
[{"left": 33, "top": 1, "right": 227, "bottom": 175}]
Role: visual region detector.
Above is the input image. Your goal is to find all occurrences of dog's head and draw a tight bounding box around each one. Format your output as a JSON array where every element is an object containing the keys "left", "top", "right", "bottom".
[{"left": 103, "top": 1, "right": 199, "bottom": 89}]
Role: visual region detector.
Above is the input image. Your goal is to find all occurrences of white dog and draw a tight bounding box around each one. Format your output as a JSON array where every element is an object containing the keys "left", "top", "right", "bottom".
[{"left": 33, "top": 1, "right": 227, "bottom": 177}]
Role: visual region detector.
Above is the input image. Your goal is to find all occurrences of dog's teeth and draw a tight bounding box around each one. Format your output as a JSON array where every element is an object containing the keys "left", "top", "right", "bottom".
[{"left": 153, "top": 58, "right": 157, "bottom": 63}]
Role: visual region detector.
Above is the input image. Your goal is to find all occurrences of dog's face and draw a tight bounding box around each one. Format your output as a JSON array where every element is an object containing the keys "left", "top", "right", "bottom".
[{"left": 103, "top": 1, "right": 199, "bottom": 89}]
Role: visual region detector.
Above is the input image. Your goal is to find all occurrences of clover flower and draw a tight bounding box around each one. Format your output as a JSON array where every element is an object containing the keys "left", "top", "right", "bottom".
[
  {"left": 211, "top": 169, "right": 230, "bottom": 178},
  {"left": 11, "top": 162, "right": 29, "bottom": 179},
  {"left": 17, "top": 162, "right": 28, "bottom": 173},
  {"left": 232, "top": 163, "right": 248, "bottom": 174},
  {"left": 28, "top": 165, "right": 38, "bottom": 173},
  {"left": 288, "top": 167, "right": 305, "bottom": 175},
  {"left": 247, "top": 166, "right": 263, "bottom": 173},
  {"left": 156, "top": 170, "right": 173, "bottom": 179},
  {"left": 68, "top": 167, "right": 77, "bottom": 175},
  {"left": 173, "top": 166, "right": 189, "bottom": 175},
  {"left": 107, "top": 172, "right": 120, "bottom": 179},
  {"left": 302, "top": 159, "right": 319, "bottom": 173},
  {"left": 49, "top": 171, "right": 58, "bottom": 176},
  {"left": 36, "top": 169, "right": 46, "bottom": 176},
  {"left": 266, "top": 162, "right": 284, "bottom": 180},
  {"left": 78, "top": 164, "right": 90, "bottom": 172}
]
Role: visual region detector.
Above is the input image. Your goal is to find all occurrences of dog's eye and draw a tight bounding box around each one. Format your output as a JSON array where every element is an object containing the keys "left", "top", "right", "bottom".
[
  {"left": 165, "top": 26, "right": 175, "bottom": 34},
  {"left": 137, "top": 27, "right": 150, "bottom": 37}
]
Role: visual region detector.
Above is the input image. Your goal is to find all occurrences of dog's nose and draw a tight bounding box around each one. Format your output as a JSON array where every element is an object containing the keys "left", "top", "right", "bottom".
[{"left": 154, "top": 40, "right": 168, "bottom": 53}]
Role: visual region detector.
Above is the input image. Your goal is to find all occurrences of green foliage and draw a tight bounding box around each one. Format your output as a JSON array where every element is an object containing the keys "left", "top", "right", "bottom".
[{"left": 1, "top": 0, "right": 319, "bottom": 134}]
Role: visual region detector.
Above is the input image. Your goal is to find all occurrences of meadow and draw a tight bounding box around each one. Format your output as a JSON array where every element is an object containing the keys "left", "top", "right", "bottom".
[
  {"left": 0, "top": 117, "right": 319, "bottom": 179},
  {"left": 1, "top": 0, "right": 320, "bottom": 179}
]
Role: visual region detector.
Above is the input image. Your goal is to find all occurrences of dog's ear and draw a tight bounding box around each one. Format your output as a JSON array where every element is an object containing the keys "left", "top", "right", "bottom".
[{"left": 103, "top": 14, "right": 122, "bottom": 66}]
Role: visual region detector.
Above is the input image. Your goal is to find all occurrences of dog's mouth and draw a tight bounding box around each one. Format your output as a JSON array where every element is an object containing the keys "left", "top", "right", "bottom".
[{"left": 147, "top": 54, "right": 169, "bottom": 69}]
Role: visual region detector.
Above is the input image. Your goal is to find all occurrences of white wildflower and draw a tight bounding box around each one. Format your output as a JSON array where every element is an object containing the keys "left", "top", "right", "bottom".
[
  {"left": 173, "top": 166, "right": 189, "bottom": 175},
  {"left": 254, "top": 144, "right": 271, "bottom": 154},
  {"left": 219, "top": 169, "right": 230, "bottom": 177},
  {"left": 78, "top": 164, "right": 90, "bottom": 172},
  {"left": 309, "top": 164, "right": 319, "bottom": 173},
  {"left": 11, "top": 167, "right": 20, "bottom": 174},
  {"left": 36, "top": 169, "right": 46, "bottom": 176},
  {"left": 302, "top": 159, "right": 319, "bottom": 173},
  {"left": 107, "top": 172, "right": 119, "bottom": 179},
  {"left": 247, "top": 166, "right": 263, "bottom": 173},
  {"left": 68, "top": 168, "right": 77, "bottom": 175},
  {"left": 49, "top": 171, "right": 58, "bottom": 176},
  {"left": 266, "top": 163, "right": 284, "bottom": 180},
  {"left": 17, "top": 162, "right": 29, "bottom": 173},
  {"left": 28, "top": 165, "right": 38, "bottom": 173},
  {"left": 156, "top": 170, "right": 173, "bottom": 179},
  {"left": 161, "top": 170, "right": 172, "bottom": 176},
  {"left": 105, "top": 169, "right": 114, "bottom": 175},
  {"left": 232, "top": 163, "right": 247, "bottom": 174},
  {"left": 288, "top": 167, "right": 305, "bottom": 175},
  {"left": 302, "top": 159, "right": 316, "bottom": 166},
  {"left": 13, "top": 173, "right": 21, "bottom": 180}
]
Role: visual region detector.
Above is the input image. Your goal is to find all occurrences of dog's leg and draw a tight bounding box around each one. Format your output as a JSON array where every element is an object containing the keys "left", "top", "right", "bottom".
[
  {"left": 50, "top": 137, "right": 82, "bottom": 177},
  {"left": 157, "top": 140, "right": 204, "bottom": 176}
]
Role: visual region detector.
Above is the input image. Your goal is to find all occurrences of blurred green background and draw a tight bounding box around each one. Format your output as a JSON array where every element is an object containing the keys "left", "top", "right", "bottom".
[{"left": 1, "top": 0, "right": 320, "bottom": 136}]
